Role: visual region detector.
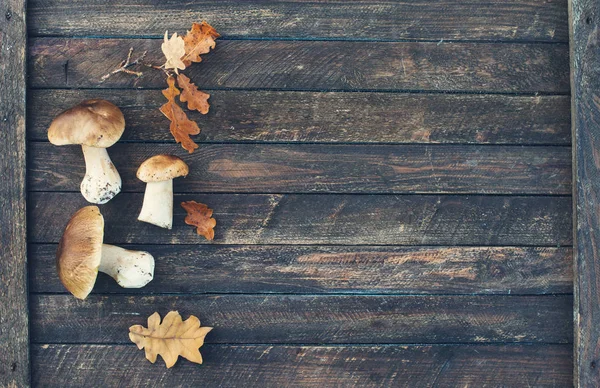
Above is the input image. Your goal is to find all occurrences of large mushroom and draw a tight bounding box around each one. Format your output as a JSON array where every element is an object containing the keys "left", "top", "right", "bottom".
[
  {"left": 48, "top": 99, "right": 125, "bottom": 204},
  {"left": 57, "top": 206, "right": 155, "bottom": 299},
  {"left": 137, "top": 154, "right": 189, "bottom": 229}
]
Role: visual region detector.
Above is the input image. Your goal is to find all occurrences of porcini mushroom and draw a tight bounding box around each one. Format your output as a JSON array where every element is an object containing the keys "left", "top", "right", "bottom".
[
  {"left": 57, "top": 206, "right": 155, "bottom": 299},
  {"left": 137, "top": 154, "right": 189, "bottom": 229},
  {"left": 48, "top": 99, "right": 125, "bottom": 204}
]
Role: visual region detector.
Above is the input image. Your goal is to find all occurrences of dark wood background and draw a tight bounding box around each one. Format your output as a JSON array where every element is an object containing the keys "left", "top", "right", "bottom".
[{"left": 23, "top": 0, "right": 574, "bottom": 386}]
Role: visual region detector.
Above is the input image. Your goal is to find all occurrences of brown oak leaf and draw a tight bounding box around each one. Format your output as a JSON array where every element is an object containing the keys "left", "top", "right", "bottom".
[
  {"left": 159, "top": 76, "right": 201, "bottom": 153},
  {"left": 161, "top": 31, "right": 186, "bottom": 73},
  {"left": 182, "top": 21, "right": 220, "bottom": 66},
  {"left": 129, "top": 311, "right": 212, "bottom": 368},
  {"left": 181, "top": 201, "right": 216, "bottom": 240},
  {"left": 177, "top": 74, "right": 210, "bottom": 114}
]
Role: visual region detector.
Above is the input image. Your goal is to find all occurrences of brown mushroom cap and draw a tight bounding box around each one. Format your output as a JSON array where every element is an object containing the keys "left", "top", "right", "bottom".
[
  {"left": 56, "top": 206, "right": 104, "bottom": 299},
  {"left": 48, "top": 99, "right": 125, "bottom": 148},
  {"left": 136, "top": 154, "right": 189, "bottom": 182}
]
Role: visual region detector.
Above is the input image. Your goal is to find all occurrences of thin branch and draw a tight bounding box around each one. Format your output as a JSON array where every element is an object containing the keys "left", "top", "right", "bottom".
[{"left": 100, "top": 48, "right": 150, "bottom": 82}]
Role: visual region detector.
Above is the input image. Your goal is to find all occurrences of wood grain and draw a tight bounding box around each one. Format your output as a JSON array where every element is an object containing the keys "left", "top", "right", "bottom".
[
  {"left": 28, "top": 143, "right": 572, "bottom": 195},
  {"left": 29, "top": 244, "right": 573, "bottom": 295},
  {"left": 30, "top": 295, "right": 572, "bottom": 344},
  {"left": 27, "top": 89, "right": 573, "bottom": 145},
  {"left": 569, "top": 0, "right": 600, "bottom": 385},
  {"left": 0, "top": 0, "right": 29, "bottom": 386},
  {"left": 31, "top": 344, "right": 572, "bottom": 388},
  {"left": 27, "top": 0, "right": 568, "bottom": 42},
  {"left": 28, "top": 38, "right": 570, "bottom": 93},
  {"left": 28, "top": 193, "right": 572, "bottom": 246}
]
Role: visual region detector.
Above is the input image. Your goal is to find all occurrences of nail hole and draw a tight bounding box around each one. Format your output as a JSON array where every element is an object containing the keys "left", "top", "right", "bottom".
[
  {"left": 586, "top": 16, "right": 593, "bottom": 25},
  {"left": 591, "top": 361, "right": 597, "bottom": 369},
  {"left": 10, "top": 362, "right": 17, "bottom": 372},
  {"left": 5, "top": 10, "right": 11, "bottom": 21}
]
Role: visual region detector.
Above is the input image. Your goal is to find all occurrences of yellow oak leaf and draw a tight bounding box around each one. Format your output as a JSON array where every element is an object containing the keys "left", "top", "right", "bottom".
[
  {"left": 160, "top": 76, "right": 201, "bottom": 153},
  {"left": 177, "top": 74, "right": 211, "bottom": 114},
  {"left": 182, "top": 21, "right": 220, "bottom": 67},
  {"left": 129, "top": 311, "right": 213, "bottom": 368},
  {"left": 162, "top": 31, "right": 186, "bottom": 73}
]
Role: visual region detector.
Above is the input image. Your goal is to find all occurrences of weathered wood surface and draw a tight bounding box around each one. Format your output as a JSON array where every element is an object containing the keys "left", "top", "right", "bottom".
[
  {"left": 29, "top": 193, "right": 572, "bottom": 246},
  {"left": 569, "top": 0, "right": 600, "bottom": 385},
  {"left": 29, "top": 142, "right": 572, "bottom": 195},
  {"left": 30, "top": 295, "right": 572, "bottom": 344},
  {"left": 28, "top": 90, "right": 572, "bottom": 145},
  {"left": 27, "top": 0, "right": 569, "bottom": 42},
  {"left": 0, "top": 0, "right": 29, "bottom": 386},
  {"left": 28, "top": 39, "right": 570, "bottom": 93},
  {"left": 29, "top": 245, "right": 573, "bottom": 295},
  {"left": 32, "top": 344, "right": 572, "bottom": 388}
]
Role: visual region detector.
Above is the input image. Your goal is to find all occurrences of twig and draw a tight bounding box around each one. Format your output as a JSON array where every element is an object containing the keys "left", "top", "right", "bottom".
[{"left": 100, "top": 48, "right": 149, "bottom": 82}]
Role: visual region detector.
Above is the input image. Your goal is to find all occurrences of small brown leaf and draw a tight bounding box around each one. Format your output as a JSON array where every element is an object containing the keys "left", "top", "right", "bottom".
[
  {"left": 181, "top": 201, "right": 216, "bottom": 240},
  {"left": 161, "top": 31, "right": 186, "bottom": 73},
  {"left": 182, "top": 21, "right": 220, "bottom": 66},
  {"left": 129, "top": 311, "right": 212, "bottom": 368},
  {"left": 177, "top": 74, "right": 211, "bottom": 114},
  {"left": 160, "top": 76, "right": 201, "bottom": 153}
]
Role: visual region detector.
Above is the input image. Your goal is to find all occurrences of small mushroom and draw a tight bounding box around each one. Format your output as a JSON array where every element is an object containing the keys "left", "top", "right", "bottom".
[
  {"left": 57, "top": 206, "right": 155, "bottom": 299},
  {"left": 48, "top": 99, "right": 125, "bottom": 204},
  {"left": 137, "top": 154, "right": 189, "bottom": 229}
]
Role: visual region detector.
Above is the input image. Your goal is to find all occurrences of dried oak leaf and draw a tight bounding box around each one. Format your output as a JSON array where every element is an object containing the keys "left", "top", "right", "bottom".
[
  {"left": 160, "top": 76, "right": 201, "bottom": 153},
  {"left": 162, "top": 31, "right": 186, "bottom": 73},
  {"left": 129, "top": 311, "right": 212, "bottom": 368},
  {"left": 177, "top": 74, "right": 211, "bottom": 114},
  {"left": 182, "top": 21, "right": 220, "bottom": 66},
  {"left": 181, "top": 201, "right": 216, "bottom": 240}
]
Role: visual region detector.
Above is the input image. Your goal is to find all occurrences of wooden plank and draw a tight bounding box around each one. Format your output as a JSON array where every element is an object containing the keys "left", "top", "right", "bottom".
[
  {"left": 28, "top": 38, "right": 570, "bottom": 93},
  {"left": 28, "top": 143, "right": 572, "bottom": 195},
  {"left": 0, "top": 0, "right": 29, "bottom": 386},
  {"left": 31, "top": 344, "right": 572, "bottom": 387},
  {"left": 29, "top": 245, "right": 573, "bottom": 295},
  {"left": 569, "top": 0, "right": 600, "bottom": 385},
  {"left": 27, "top": 90, "right": 573, "bottom": 145},
  {"left": 28, "top": 193, "right": 572, "bottom": 246},
  {"left": 27, "top": 0, "right": 568, "bottom": 42},
  {"left": 30, "top": 295, "right": 572, "bottom": 344}
]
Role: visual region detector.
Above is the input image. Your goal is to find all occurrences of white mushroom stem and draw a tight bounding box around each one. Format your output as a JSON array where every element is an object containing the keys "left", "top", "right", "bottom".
[
  {"left": 98, "top": 244, "right": 154, "bottom": 288},
  {"left": 80, "top": 145, "right": 122, "bottom": 204},
  {"left": 138, "top": 180, "right": 173, "bottom": 229}
]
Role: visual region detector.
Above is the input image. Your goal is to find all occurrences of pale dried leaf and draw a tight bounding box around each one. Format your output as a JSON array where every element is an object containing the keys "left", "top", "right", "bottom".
[
  {"left": 162, "top": 31, "right": 186, "bottom": 73},
  {"left": 129, "top": 311, "right": 213, "bottom": 368}
]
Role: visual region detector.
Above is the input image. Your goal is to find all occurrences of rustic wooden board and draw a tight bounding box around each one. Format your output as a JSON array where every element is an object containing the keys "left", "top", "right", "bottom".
[
  {"left": 30, "top": 295, "right": 572, "bottom": 344},
  {"left": 31, "top": 344, "right": 572, "bottom": 388},
  {"left": 0, "top": 0, "right": 29, "bottom": 386},
  {"left": 29, "top": 245, "right": 573, "bottom": 295},
  {"left": 569, "top": 0, "right": 600, "bottom": 385},
  {"left": 27, "top": 90, "right": 572, "bottom": 145},
  {"left": 28, "top": 39, "right": 570, "bottom": 93},
  {"left": 27, "top": 0, "right": 568, "bottom": 42},
  {"left": 29, "top": 193, "right": 572, "bottom": 246},
  {"left": 28, "top": 143, "right": 572, "bottom": 195}
]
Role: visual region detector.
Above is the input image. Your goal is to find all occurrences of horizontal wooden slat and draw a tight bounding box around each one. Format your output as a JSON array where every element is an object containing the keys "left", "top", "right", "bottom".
[
  {"left": 32, "top": 344, "right": 572, "bottom": 387},
  {"left": 28, "top": 39, "right": 570, "bottom": 93},
  {"left": 27, "top": 0, "right": 568, "bottom": 42},
  {"left": 27, "top": 90, "right": 572, "bottom": 145},
  {"left": 28, "top": 193, "right": 572, "bottom": 246},
  {"left": 28, "top": 143, "right": 572, "bottom": 195},
  {"left": 29, "top": 245, "right": 573, "bottom": 295},
  {"left": 30, "top": 295, "right": 572, "bottom": 344},
  {"left": 33, "top": 344, "right": 572, "bottom": 387}
]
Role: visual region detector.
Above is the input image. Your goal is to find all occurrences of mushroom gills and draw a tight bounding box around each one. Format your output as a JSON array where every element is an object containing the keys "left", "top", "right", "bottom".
[
  {"left": 80, "top": 145, "right": 122, "bottom": 204},
  {"left": 138, "top": 179, "right": 174, "bottom": 229},
  {"left": 98, "top": 244, "right": 155, "bottom": 288}
]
